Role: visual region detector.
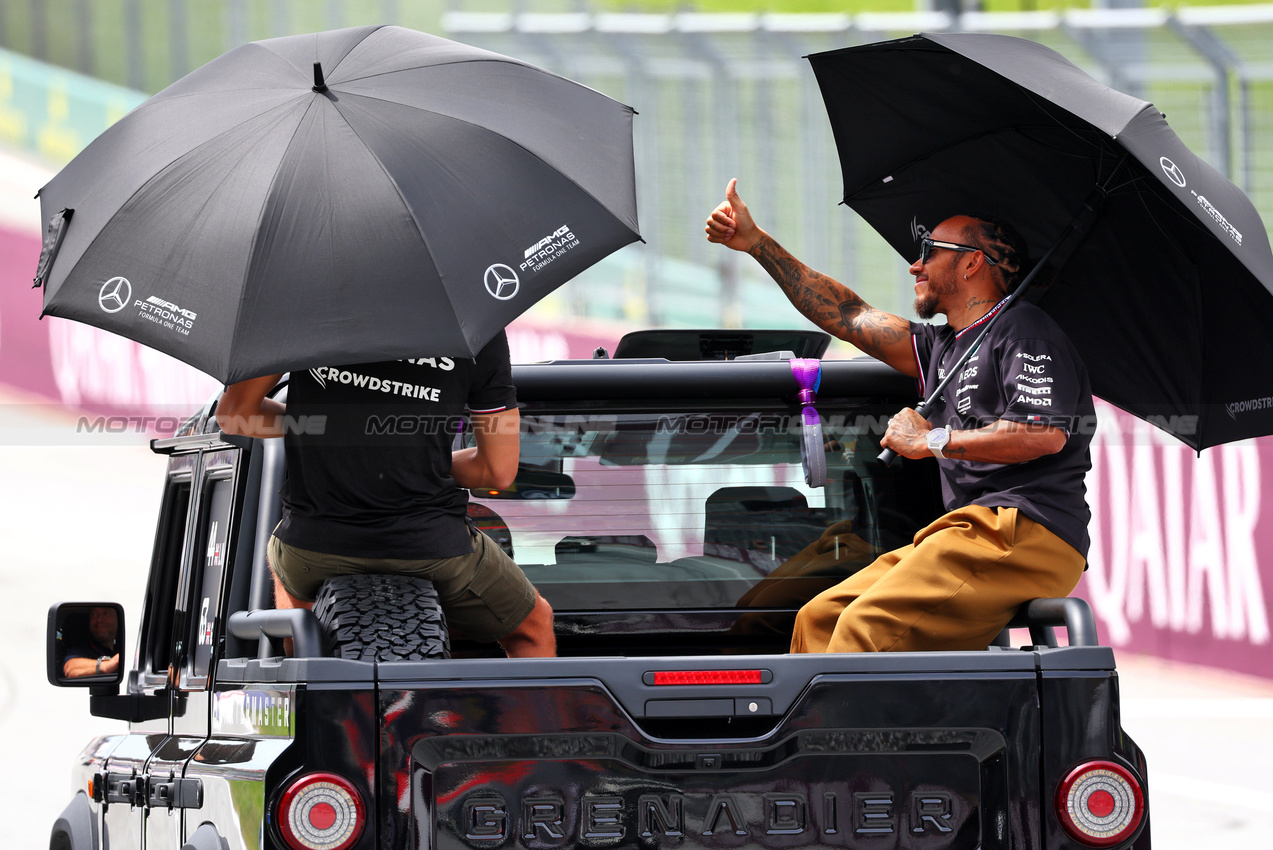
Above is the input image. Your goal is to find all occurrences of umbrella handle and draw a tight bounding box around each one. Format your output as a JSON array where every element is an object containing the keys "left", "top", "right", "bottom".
[{"left": 875, "top": 399, "right": 933, "bottom": 467}]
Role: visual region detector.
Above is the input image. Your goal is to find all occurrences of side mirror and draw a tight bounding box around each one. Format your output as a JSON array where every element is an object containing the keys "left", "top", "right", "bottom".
[{"left": 47, "top": 602, "right": 125, "bottom": 690}]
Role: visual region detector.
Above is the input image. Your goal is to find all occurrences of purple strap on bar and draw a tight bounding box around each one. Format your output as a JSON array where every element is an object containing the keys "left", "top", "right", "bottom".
[
  {"left": 790, "top": 359, "right": 826, "bottom": 488},
  {"left": 790, "top": 358, "right": 822, "bottom": 399}
]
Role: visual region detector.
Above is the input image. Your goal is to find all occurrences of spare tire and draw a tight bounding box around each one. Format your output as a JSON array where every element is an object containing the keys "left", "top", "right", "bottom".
[{"left": 312, "top": 574, "right": 450, "bottom": 660}]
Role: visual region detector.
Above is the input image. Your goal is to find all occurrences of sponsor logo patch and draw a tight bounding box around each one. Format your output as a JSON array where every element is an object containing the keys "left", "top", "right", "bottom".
[
  {"left": 1194, "top": 193, "right": 1243, "bottom": 246},
  {"left": 1226, "top": 396, "right": 1273, "bottom": 420},
  {"left": 135, "top": 294, "right": 197, "bottom": 334},
  {"left": 309, "top": 366, "right": 442, "bottom": 401},
  {"left": 519, "top": 224, "right": 581, "bottom": 275},
  {"left": 101, "top": 276, "right": 199, "bottom": 336}
]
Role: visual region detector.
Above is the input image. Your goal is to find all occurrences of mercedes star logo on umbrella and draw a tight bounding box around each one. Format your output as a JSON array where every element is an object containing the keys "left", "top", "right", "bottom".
[
  {"left": 97, "top": 276, "right": 130, "bottom": 313},
  {"left": 483, "top": 265, "right": 520, "bottom": 301}
]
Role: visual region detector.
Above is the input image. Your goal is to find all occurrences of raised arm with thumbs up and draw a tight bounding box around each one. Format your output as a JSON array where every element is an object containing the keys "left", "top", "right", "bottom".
[{"left": 705, "top": 179, "right": 917, "bottom": 377}]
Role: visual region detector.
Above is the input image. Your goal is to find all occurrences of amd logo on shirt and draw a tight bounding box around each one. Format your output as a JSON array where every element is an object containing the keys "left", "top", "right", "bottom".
[{"left": 1013, "top": 352, "right": 1053, "bottom": 407}]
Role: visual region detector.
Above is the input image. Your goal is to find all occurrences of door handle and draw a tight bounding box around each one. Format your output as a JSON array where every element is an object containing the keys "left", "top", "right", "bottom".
[
  {"left": 147, "top": 773, "right": 204, "bottom": 810},
  {"left": 104, "top": 771, "right": 147, "bottom": 807}
]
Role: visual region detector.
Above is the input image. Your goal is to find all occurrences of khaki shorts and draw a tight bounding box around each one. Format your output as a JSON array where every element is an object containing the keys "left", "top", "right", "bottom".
[{"left": 268, "top": 526, "right": 537, "bottom": 643}]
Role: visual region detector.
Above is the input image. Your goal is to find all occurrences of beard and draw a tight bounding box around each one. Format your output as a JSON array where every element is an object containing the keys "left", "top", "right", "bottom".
[{"left": 914, "top": 276, "right": 957, "bottom": 320}]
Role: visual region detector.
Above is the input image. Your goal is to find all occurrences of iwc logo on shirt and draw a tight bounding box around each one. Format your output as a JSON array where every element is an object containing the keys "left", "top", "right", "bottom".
[{"left": 1013, "top": 352, "right": 1054, "bottom": 407}]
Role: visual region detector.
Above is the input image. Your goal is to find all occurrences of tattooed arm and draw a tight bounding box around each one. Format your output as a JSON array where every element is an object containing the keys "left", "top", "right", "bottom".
[
  {"left": 706, "top": 179, "right": 917, "bottom": 377},
  {"left": 881, "top": 408, "right": 1066, "bottom": 463}
]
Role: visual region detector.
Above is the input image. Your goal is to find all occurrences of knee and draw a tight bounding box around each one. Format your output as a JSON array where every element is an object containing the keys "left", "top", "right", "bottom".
[
  {"left": 792, "top": 600, "right": 815, "bottom": 633},
  {"left": 500, "top": 592, "right": 556, "bottom": 658}
]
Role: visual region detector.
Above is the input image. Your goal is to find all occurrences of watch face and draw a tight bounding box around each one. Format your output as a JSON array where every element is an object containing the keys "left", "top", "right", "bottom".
[{"left": 928, "top": 428, "right": 950, "bottom": 455}]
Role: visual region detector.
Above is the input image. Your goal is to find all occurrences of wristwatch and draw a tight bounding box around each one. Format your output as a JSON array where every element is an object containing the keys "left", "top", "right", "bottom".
[
  {"left": 927, "top": 427, "right": 951, "bottom": 459},
  {"left": 96, "top": 655, "right": 107, "bottom": 674}
]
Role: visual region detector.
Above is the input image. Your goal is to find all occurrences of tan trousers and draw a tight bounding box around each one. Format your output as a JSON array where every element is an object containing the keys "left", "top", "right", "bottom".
[{"left": 790, "top": 505, "right": 1085, "bottom": 653}]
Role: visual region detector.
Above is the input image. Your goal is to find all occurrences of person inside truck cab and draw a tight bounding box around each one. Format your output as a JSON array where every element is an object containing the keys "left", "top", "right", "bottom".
[
  {"left": 62, "top": 605, "right": 120, "bottom": 678},
  {"left": 707, "top": 180, "right": 1093, "bottom": 652},
  {"left": 216, "top": 330, "right": 556, "bottom": 658}
]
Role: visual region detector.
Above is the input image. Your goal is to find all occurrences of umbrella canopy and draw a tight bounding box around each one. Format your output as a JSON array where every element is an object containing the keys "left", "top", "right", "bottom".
[
  {"left": 34, "top": 25, "right": 641, "bottom": 383},
  {"left": 808, "top": 32, "right": 1273, "bottom": 451}
]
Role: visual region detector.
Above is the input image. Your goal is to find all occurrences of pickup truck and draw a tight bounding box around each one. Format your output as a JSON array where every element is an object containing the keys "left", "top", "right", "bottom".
[{"left": 47, "top": 329, "right": 1149, "bottom": 850}]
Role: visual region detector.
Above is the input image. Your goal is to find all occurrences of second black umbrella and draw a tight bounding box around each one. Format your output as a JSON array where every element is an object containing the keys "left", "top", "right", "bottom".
[{"left": 809, "top": 32, "right": 1273, "bottom": 451}]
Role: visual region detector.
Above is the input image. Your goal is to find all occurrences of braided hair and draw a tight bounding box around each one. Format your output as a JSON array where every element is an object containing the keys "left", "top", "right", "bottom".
[{"left": 962, "top": 217, "right": 1035, "bottom": 295}]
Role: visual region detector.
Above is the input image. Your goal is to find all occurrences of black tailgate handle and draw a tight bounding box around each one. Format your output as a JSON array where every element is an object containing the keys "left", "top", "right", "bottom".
[
  {"left": 996, "top": 597, "right": 1099, "bottom": 648},
  {"left": 228, "top": 609, "right": 324, "bottom": 658}
]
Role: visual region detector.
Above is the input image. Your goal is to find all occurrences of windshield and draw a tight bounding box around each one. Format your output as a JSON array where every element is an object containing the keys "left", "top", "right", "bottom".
[{"left": 468, "top": 405, "right": 942, "bottom": 614}]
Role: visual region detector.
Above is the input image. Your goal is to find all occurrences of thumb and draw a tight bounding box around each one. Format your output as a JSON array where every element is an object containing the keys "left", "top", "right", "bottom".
[{"left": 724, "top": 178, "right": 750, "bottom": 224}]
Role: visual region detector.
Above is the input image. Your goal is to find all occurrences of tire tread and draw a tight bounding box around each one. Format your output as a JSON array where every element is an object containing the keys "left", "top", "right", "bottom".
[{"left": 312, "top": 574, "right": 450, "bottom": 660}]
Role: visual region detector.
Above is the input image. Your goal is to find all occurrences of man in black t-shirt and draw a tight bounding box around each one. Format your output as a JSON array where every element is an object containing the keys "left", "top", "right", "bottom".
[
  {"left": 218, "top": 331, "right": 554, "bottom": 657},
  {"left": 63, "top": 605, "right": 121, "bottom": 678},
  {"left": 707, "top": 181, "right": 1091, "bottom": 652}
]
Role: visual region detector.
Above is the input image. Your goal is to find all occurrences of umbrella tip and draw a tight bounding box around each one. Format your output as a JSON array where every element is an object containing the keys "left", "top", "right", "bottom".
[{"left": 312, "top": 61, "right": 328, "bottom": 93}]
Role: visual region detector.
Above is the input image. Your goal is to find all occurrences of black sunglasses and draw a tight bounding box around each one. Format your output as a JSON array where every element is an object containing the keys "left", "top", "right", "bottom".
[{"left": 919, "top": 237, "right": 999, "bottom": 266}]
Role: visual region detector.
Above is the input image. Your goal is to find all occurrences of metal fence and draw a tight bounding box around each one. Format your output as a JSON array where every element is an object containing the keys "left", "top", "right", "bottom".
[{"left": 5, "top": 2, "right": 1273, "bottom": 332}]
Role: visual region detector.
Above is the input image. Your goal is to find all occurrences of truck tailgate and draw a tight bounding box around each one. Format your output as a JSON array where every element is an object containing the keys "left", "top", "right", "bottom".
[{"left": 378, "top": 653, "right": 1047, "bottom": 850}]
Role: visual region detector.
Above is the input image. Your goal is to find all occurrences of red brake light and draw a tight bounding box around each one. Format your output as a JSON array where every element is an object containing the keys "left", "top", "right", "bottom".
[
  {"left": 1055, "top": 760, "right": 1145, "bottom": 847},
  {"left": 278, "top": 772, "right": 366, "bottom": 850},
  {"left": 653, "top": 670, "right": 764, "bottom": 685}
]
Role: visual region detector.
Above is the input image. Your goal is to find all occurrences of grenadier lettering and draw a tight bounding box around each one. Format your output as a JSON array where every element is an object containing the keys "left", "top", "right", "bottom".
[{"left": 454, "top": 789, "right": 961, "bottom": 846}]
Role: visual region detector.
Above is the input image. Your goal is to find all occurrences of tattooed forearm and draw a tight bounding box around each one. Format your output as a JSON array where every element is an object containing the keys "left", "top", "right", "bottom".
[
  {"left": 750, "top": 236, "right": 855, "bottom": 327},
  {"left": 749, "top": 237, "right": 837, "bottom": 317},
  {"left": 748, "top": 235, "right": 909, "bottom": 359}
]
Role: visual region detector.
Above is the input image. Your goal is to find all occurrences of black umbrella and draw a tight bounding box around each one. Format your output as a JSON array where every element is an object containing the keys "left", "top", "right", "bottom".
[
  {"left": 32, "top": 25, "right": 641, "bottom": 383},
  {"left": 808, "top": 32, "right": 1273, "bottom": 452}
]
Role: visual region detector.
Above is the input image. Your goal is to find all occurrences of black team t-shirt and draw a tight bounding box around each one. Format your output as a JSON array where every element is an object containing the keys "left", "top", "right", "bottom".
[
  {"left": 910, "top": 299, "right": 1096, "bottom": 557},
  {"left": 275, "top": 331, "right": 517, "bottom": 559}
]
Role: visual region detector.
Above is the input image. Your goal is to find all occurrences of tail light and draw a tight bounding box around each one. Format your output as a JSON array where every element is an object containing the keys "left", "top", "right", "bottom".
[
  {"left": 652, "top": 669, "right": 765, "bottom": 685},
  {"left": 1055, "top": 760, "right": 1145, "bottom": 847},
  {"left": 278, "top": 772, "right": 366, "bottom": 850}
]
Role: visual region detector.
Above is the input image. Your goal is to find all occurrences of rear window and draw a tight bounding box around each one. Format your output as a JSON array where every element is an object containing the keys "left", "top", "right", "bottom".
[{"left": 468, "top": 405, "right": 942, "bottom": 613}]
